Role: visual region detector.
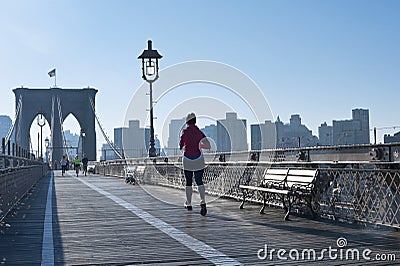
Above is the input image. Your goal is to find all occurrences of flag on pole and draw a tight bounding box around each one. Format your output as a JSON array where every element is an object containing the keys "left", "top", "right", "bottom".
[{"left": 48, "top": 68, "right": 56, "bottom": 77}]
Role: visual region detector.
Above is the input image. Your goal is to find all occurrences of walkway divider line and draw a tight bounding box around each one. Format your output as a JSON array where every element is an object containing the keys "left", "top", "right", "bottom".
[
  {"left": 75, "top": 176, "right": 242, "bottom": 266},
  {"left": 41, "top": 172, "right": 54, "bottom": 266}
]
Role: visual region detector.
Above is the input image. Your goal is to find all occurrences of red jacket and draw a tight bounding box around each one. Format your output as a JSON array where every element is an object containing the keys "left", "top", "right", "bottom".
[{"left": 179, "top": 124, "right": 206, "bottom": 157}]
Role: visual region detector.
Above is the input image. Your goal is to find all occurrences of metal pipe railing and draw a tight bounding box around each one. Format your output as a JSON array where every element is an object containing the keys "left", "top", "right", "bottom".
[
  {"left": 0, "top": 161, "right": 47, "bottom": 221},
  {"left": 98, "top": 159, "right": 400, "bottom": 229}
]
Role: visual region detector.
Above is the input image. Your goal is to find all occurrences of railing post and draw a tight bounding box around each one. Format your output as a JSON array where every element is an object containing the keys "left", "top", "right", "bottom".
[
  {"left": 1, "top": 138, "right": 4, "bottom": 154},
  {"left": 7, "top": 140, "right": 10, "bottom": 155},
  {"left": 12, "top": 143, "right": 15, "bottom": 156}
]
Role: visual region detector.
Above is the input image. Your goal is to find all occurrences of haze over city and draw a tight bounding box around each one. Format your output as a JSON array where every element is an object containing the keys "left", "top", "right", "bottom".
[{"left": 1, "top": 0, "right": 399, "bottom": 155}]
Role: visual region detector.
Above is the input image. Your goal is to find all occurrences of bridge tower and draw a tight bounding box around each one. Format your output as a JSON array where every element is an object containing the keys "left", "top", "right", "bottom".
[{"left": 13, "top": 87, "right": 97, "bottom": 162}]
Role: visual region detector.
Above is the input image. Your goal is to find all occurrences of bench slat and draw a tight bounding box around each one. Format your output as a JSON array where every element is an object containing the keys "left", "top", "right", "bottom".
[
  {"left": 239, "top": 185, "right": 289, "bottom": 195},
  {"left": 286, "top": 175, "right": 315, "bottom": 183},
  {"left": 257, "top": 187, "right": 289, "bottom": 194},
  {"left": 288, "top": 169, "right": 317, "bottom": 177},
  {"left": 239, "top": 185, "right": 258, "bottom": 190},
  {"left": 265, "top": 168, "right": 289, "bottom": 175},
  {"left": 261, "top": 174, "right": 287, "bottom": 182},
  {"left": 136, "top": 166, "right": 146, "bottom": 173}
]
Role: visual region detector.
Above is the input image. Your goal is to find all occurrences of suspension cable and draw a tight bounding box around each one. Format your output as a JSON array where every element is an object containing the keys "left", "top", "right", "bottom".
[
  {"left": 89, "top": 97, "right": 124, "bottom": 159},
  {"left": 5, "top": 95, "right": 23, "bottom": 144},
  {"left": 57, "top": 96, "right": 70, "bottom": 160}
]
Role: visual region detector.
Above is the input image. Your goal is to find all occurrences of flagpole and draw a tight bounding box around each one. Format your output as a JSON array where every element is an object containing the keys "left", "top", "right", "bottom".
[{"left": 48, "top": 68, "right": 56, "bottom": 88}]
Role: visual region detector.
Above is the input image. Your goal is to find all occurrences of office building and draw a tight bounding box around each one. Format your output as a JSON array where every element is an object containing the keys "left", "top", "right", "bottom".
[
  {"left": 201, "top": 124, "right": 217, "bottom": 151},
  {"left": 100, "top": 143, "right": 118, "bottom": 161},
  {"left": 251, "top": 120, "right": 276, "bottom": 150},
  {"left": 384, "top": 131, "right": 400, "bottom": 143},
  {"left": 251, "top": 115, "right": 317, "bottom": 149},
  {"left": 0, "top": 115, "right": 12, "bottom": 140},
  {"left": 167, "top": 118, "right": 185, "bottom": 154},
  {"left": 318, "top": 122, "right": 333, "bottom": 146},
  {"left": 217, "top": 112, "right": 247, "bottom": 152},
  {"left": 332, "top": 109, "right": 370, "bottom": 145},
  {"left": 276, "top": 114, "right": 318, "bottom": 148},
  {"left": 113, "top": 120, "right": 147, "bottom": 158}
]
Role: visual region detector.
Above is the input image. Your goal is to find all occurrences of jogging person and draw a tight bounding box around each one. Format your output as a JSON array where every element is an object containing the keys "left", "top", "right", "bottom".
[
  {"left": 179, "top": 113, "right": 211, "bottom": 216},
  {"left": 82, "top": 154, "right": 89, "bottom": 176},
  {"left": 60, "top": 155, "right": 68, "bottom": 176},
  {"left": 74, "top": 155, "right": 81, "bottom": 177}
]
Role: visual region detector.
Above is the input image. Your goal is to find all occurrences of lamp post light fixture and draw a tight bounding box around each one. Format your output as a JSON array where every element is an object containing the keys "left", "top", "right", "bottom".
[
  {"left": 37, "top": 114, "right": 46, "bottom": 160},
  {"left": 138, "top": 40, "right": 162, "bottom": 157}
]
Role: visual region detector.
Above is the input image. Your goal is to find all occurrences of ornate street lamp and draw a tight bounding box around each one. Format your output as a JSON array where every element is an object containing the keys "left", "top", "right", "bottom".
[
  {"left": 138, "top": 40, "right": 162, "bottom": 157},
  {"left": 45, "top": 137, "right": 50, "bottom": 163},
  {"left": 80, "top": 129, "right": 86, "bottom": 158},
  {"left": 37, "top": 114, "right": 46, "bottom": 160}
]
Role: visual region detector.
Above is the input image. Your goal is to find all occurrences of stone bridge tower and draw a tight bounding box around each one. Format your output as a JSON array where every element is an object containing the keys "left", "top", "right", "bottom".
[{"left": 13, "top": 87, "right": 97, "bottom": 162}]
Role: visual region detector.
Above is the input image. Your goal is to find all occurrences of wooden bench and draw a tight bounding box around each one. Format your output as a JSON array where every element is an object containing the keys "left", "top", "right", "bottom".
[
  {"left": 239, "top": 168, "right": 318, "bottom": 221},
  {"left": 125, "top": 165, "right": 146, "bottom": 185}
]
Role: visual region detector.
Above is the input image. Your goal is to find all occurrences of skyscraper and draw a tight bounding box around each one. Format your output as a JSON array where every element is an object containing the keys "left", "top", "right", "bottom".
[
  {"left": 332, "top": 108, "right": 370, "bottom": 145},
  {"left": 201, "top": 124, "right": 217, "bottom": 151},
  {"left": 250, "top": 120, "right": 276, "bottom": 150},
  {"left": 167, "top": 118, "right": 185, "bottom": 155},
  {"left": 217, "top": 112, "right": 247, "bottom": 152},
  {"left": 0, "top": 115, "right": 12, "bottom": 140},
  {"left": 318, "top": 122, "right": 333, "bottom": 146},
  {"left": 251, "top": 115, "right": 318, "bottom": 149},
  {"left": 384, "top": 131, "right": 400, "bottom": 143},
  {"left": 113, "top": 120, "right": 148, "bottom": 158}
]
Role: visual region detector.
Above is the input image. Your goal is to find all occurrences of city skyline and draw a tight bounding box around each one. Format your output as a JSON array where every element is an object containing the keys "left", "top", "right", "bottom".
[
  {"left": 103, "top": 108, "right": 373, "bottom": 157},
  {"left": 1, "top": 107, "right": 398, "bottom": 161},
  {"left": 1, "top": 1, "right": 399, "bottom": 154}
]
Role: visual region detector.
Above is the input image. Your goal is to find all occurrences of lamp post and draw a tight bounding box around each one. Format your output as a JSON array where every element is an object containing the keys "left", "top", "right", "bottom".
[
  {"left": 37, "top": 114, "right": 46, "bottom": 160},
  {"left": 45, "top": 137, "right": 49, "bottom": 163},
  {"left": 81, "top": 129, "right": 86, "bottom": 158},
  {"left": 138, "top": 40, "right": 162, "bottom": 157}
]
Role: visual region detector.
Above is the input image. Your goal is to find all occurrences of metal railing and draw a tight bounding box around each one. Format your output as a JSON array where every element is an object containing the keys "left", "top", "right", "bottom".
[
  {"left": 98, "top": 144, "right": 400, "bottom": 228},
  {"left": 99, "top": 142, "right": 400, "bottom": 165},
  {"left": 0, "top": 156, "right": 47, "bottom": 221}
]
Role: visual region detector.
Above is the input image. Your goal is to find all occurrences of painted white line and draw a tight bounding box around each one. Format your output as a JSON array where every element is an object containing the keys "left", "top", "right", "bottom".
[
  {"left": 76, "top": 176, "right": 242, "bottom": 266},
  {"left": 41, "top": 172, "right": 54, "bottom": 266}
]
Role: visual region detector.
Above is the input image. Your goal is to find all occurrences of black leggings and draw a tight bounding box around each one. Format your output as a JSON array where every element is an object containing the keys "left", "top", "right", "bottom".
[{"left": 184, "top": 169, "right": 204, "bottom": 186}]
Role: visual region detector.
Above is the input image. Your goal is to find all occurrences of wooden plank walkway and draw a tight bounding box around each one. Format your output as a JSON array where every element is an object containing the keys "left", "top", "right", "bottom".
[{"left": 0, "top": 170, "right": 399, "bottom": 265}]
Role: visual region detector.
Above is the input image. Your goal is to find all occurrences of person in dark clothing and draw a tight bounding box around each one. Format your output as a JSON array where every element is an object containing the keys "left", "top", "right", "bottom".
[
  {"left": 179, "top": 113, "right": 211, "bottom": 216},
  {"left": 82, "top": 154, "right": 89, "bottom": 176}
]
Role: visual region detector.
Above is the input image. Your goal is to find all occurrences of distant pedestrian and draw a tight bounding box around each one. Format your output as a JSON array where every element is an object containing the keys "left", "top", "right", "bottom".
[
  {"left": 179, "top": 113, "right": 211, "bottom": 216},
  {"left": 60, "top": 155, "right": 68, "bottom": 176},
  {"left": 82, "top": 154, "right": 89, "bottom": 176},
  {"left": 74, "top": 155, "right": 81, "bottom": 177}
]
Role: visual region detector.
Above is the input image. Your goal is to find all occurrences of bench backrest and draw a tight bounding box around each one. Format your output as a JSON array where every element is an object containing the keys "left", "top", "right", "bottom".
[
  {"left": 262, "top": 168, "right": 289, "bottom": 183},
  {"left": 136, "top": 165, "right": 146, "bottom": 174},
  {"left": 286, "top": 169, "right": 317, "bottom": 188}
]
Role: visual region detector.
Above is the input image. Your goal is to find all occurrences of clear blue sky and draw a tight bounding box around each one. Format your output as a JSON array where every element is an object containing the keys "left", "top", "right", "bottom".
[{"left": 1, "top": 0, "right": 399, "bottom": 152}]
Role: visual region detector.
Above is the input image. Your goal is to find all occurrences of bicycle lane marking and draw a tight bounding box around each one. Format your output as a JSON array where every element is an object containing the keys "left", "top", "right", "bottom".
[
  {"left": 75, "top": 176, "right": 242, "bottom": 266},
  {"left": 41, "top": 171, "right": 54, "bottom": 266}
]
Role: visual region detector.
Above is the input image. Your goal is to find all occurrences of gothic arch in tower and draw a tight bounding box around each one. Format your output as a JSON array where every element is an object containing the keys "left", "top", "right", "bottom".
[{"left": 13, "top": 87, "right": 97, "bottom": 162}]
